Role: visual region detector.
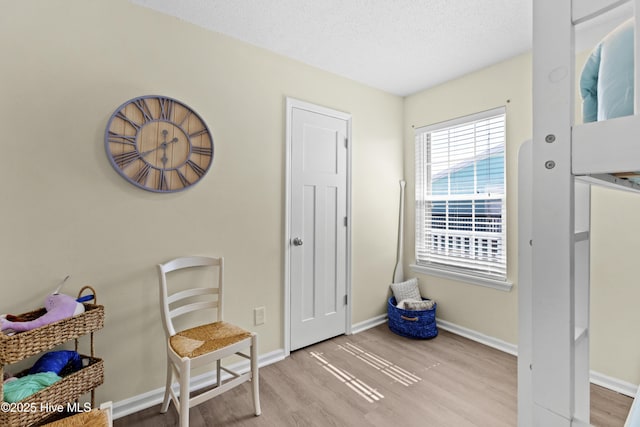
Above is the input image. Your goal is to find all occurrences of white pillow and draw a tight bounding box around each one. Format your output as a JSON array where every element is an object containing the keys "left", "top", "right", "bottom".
[
  {"left": 395, "top": 298, "right": 422, "bottom": 309},
  {"left": 390, "top": 278, "right": 421, "bottom": 302},
  {"left": 404, "top": 299, "right": 435, "bottom": 311}
]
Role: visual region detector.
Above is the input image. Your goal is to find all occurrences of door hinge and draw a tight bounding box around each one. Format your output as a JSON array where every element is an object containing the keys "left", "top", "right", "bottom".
[
  {"left": 344, "top": 136, "right": 348, "bottom": 148},
  {"left": 344, "top": 216, "right": 348, "bottom": 227},
  {"left": 344, "top": 294, "right": 348, "bottom": 305}
]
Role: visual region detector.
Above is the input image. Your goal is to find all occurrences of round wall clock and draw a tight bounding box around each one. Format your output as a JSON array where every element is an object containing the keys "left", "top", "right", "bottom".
[{"left": 105, "top": 95, "right": 214, "bottom": 192}]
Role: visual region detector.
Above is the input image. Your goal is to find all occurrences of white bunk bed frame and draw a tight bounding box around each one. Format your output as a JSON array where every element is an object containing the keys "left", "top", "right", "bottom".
[{"left": 519, "top": 0, "right": 640, "bottom": 426}]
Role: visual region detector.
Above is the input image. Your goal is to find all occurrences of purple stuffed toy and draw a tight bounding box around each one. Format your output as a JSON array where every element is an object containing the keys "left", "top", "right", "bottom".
[{"left": 0, "top": 279, "right": 85, "bottom": 333}]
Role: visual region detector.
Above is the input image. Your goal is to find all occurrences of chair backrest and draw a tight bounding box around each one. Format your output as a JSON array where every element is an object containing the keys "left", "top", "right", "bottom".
[{"left": 157, "top": 256, "right": 224, "bottom": 337}]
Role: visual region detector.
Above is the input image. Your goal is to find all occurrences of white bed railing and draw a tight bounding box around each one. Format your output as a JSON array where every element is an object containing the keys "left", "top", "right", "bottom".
[
  {"left": 573, "top": 0, "right": 630, "bottom": 25},
  {"left": 525, "top": 1, "right": 640, "bottom": 426}
]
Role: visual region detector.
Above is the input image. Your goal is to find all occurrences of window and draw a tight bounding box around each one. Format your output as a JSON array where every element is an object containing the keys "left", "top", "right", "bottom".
[{"left": 414, "top": 107, "right": 506, "bottom": 283}]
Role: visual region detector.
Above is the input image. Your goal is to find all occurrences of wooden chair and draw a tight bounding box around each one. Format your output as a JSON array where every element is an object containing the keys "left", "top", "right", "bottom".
[{"left": 157, "top": 256, "right": 261, "bottom": 426}]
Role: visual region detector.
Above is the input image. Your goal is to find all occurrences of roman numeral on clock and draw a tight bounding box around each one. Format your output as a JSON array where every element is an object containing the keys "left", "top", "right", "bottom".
[
  {"left": 186, "top": 160, "right": 206, "bottom": 178},
  {"left": 112, "top": 151, "right": 141, "bottom": 168},
  {"left": 107, "top": 131, "right": 137, "bottom": 146},
  {"left": 158, "top": 97, "right": 175, "bottom": 121},
  {"left": 133, "top": 163, "right": 151, "bottom": 185},
  {"left": 133, "top": 98, "right": 154, "bottom": 122},
  {"left": 191, "top": 146, "right": 212, "bottom": 156},
  {"left": 157, "top": 169, "right": 169, "bottom": 191},
  {"left": 176, "top": 169, "right": 191, "bottom": 188},
  {"left": 189, "top": 129, "right": 209, "bottom": 138},
  {"left": 115, "top": 111, "right": 141, "bottom": 132}
]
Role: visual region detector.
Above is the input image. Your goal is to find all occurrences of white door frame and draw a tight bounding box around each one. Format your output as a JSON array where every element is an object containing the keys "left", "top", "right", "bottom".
[{"left": 284, "top": 97, "right": 352, "bottom": 356}]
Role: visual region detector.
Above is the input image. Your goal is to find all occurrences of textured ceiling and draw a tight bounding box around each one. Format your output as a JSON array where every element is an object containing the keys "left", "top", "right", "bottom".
[{"left": 129, "top": 0, "right": 630, "bottom": 96}]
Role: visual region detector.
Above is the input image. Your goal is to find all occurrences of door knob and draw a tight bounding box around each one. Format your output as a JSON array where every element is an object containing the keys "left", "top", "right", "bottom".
[{"left": 292, "top": 237, "right": 304, "bottom": 246}]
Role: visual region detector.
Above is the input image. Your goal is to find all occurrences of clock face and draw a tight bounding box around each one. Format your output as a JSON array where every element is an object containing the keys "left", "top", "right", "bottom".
[{"left": 105, "top": 95, "right": 214, "bottom": 192}]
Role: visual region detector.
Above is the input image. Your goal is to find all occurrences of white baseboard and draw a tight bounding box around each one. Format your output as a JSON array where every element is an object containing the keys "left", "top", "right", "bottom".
[
  {"left": 590, "top": 370, "right": 638, "bottom": 398},
  {"left": 436, "top": 319, "right": 518, "bottom": 356},
  {"left": 112, "top": 349, "right": 286, "bottom": 420},
  {"left": 351, "top": 313, "right": 388, "bottom": 334}
]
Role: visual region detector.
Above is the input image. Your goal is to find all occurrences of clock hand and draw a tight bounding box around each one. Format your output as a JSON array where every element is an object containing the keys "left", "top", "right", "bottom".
[
  {"left": 139, "top": 146, "right": 161, "bottom": 157},
  {"left": 139, "top": 137, "right": 179, "bottom": 157}
]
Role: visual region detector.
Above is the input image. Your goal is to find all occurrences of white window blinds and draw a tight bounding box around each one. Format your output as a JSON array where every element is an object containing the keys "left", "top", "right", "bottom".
[{"left": 415, "top": 107, "right": 506, "bottom": 281}]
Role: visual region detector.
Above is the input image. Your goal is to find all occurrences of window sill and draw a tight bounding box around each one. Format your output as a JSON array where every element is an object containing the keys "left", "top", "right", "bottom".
[{"left": 410, "top": 264, "right": 513, "bottom": 292}]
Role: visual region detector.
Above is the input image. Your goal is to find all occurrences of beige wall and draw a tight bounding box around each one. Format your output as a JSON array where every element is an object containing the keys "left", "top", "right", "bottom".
[
  {"left": 0, "top": 1, "right": 403, "bottom": 402},
  {"left": 403, "top": 53, "right": 532, "bottom": 345},
  {"left": 591, "top": 187, "right": 640, "bottom": 384},
  {"left": 404, "top": 51, "right": 640, "bottom": 386}
]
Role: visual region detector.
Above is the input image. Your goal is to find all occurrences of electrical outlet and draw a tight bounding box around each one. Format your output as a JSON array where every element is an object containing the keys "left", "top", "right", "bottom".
[{"left": 254, "top": 306, "right": 266, "bottom": 325}]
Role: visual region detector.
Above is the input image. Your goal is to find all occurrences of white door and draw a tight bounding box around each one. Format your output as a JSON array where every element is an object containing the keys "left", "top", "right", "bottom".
[{"left": 287, "top": 99, "right": 350, "bottom": 351}]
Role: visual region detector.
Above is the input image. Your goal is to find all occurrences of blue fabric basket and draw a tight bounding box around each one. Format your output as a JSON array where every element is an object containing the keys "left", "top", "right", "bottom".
[{"left": 388, "top": 297, "right": 438, "bottom": 339}]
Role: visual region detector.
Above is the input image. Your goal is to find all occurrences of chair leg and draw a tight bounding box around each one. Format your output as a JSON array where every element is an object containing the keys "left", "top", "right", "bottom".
[
  {"left": 160, "top": 359, "right": 172, "bottom": 414},
  {"left": 179, "top": 358, "right": 191, "bottom": 427},
  {"left": 251, "top": 334, "right": 261, "bottom": 416},
  {"left": 216, "top": 359, "right": 221, "bottom": 388}
]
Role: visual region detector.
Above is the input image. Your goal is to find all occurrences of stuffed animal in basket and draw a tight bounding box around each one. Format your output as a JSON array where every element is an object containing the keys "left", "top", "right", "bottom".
[{"left": 0, "top": 278, "right": 86, "bottom": 333}]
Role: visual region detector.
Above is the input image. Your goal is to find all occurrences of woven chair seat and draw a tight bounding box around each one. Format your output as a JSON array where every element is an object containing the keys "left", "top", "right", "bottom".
[
  {"left": 43, "top": 409, "right": 109, "bottom": 426},
  {"left": 170, "top": 321, "right": 252, "bottom": 358}
]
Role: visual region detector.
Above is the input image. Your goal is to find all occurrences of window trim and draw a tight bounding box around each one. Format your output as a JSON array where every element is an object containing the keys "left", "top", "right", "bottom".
[
  {"left": 414, "top": 106, "right": 509, "bottom": 288},
  {"left": 410, "top": 263, "right": 513, "bottom": 292}
]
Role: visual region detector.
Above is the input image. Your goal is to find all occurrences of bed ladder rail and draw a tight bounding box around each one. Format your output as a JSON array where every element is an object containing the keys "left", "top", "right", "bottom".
[
  {"left": 517, "top": 140, "right": 534, "bottom": 427},
  {"left": 530, "top": 0, "right": 593, "bottom": 425},
  {"left": 518, "top": 141, "right": 591, "bottom": 427},
  {"left": 574, "top": 180, "right": 591, "bottom": 424}
]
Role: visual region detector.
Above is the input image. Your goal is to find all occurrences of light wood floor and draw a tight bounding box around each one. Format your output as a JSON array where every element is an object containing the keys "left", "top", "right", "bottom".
[{"left": 115, "top": 324, "right": 632, "bottom": 427}]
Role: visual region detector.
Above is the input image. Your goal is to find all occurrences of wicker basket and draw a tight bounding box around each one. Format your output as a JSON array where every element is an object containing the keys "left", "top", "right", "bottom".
[
  {"left": 0, "top": 356, "right": 104, "bottom": 427},
  {"left": 0, "top": 304, "right": 104, "bottom": 365},
  {"left": 387, "top": 297, "right": 438, "bottom": 339},
  {"left": 1, "top": 286, "right": 105, "bottom": 426}
]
